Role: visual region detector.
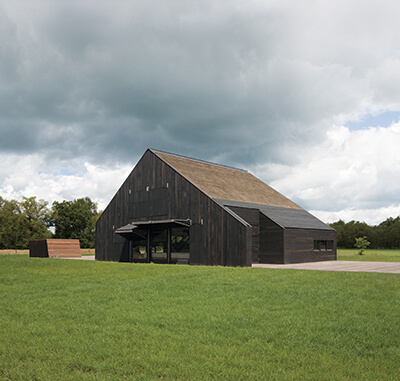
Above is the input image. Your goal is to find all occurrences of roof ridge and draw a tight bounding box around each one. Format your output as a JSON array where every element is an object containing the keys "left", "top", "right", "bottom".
[{"left": 150, "top": 148, "right": 248, "bottom": 173}]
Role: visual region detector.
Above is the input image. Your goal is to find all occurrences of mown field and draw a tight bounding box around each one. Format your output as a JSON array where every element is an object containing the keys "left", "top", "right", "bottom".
[
  {"left": 337, "top": 248, "right": 400, "bottom": 262},
  {"left": 3, "top": 248, "right": 400, "bottom": 261},
  {"left": 0, "top": 255, "right": 399, "bottom": 380}
]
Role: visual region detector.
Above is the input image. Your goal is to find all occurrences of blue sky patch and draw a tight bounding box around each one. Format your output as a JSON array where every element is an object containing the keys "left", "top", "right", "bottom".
[{"left": 346, "top": 111, "right": 400, "bottom": 130}]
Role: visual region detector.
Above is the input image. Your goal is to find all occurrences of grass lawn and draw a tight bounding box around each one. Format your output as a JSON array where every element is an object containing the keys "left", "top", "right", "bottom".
[
  {"left": 0, "top": 256, "right": 399, "bottom": 380},
  {"left": 338, "top": 248, "right": 400, "bottom": 262}
]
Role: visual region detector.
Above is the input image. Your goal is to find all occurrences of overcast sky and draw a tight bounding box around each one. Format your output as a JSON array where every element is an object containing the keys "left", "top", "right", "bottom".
[{"left": 1, "top": 0, "right": 400, "bottom": 225}]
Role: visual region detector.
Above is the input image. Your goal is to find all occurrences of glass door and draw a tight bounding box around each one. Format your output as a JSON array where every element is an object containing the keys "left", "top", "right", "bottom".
[
  {"left": 131, "top": 228, "right": 148, "bottom": 262},
  {"left": 151, "top": 228, "right": 168, "bottom": 263},
  {"left": 170, "top": 227, "right": 190, "bottom": 264}
]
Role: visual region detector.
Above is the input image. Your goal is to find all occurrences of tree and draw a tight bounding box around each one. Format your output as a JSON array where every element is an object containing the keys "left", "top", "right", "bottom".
[
  {"left": 330, "top": 220, "right": 376, "bottom": 248},
  {"left": 375, "top": 217, "right": 400, "bottom": 249},
  {"left": 52, "top": 197, "right": 98, "bottom": 248},
  {"left": 387, "top": 220, "right": 400, "bottom": 249},
  {"left": 19, "top": 197, "right": 52, "bottom": 240},
  {"left": 329, "top": 220, "right": 346, "bottom": 247},
  {"left": 0, "top": 197, "right": 25, "bottom": 249},
  {"left": 0, "top": 196, "right": 51, "bottom": 249},
  {"left": 354, "top": 236, "right": 371, "bottom": 255}
]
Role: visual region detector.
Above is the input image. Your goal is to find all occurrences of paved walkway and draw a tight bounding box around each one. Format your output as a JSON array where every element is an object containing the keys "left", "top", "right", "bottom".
[
  {"left": 252, "top": 261, "right": 400, "bottom": 274},
  {"left": 66, "top": 255, "right": 95, "bottom": 260}
]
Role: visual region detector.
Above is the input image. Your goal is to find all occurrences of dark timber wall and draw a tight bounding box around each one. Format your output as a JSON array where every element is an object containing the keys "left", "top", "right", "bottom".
[
  {"left": 96, "top": 150, "right": 252, "bottom": 266},
  {"left": 228, "top": 206, "right": 259, "bottom": 263},
  {"left": 284, "top": 228, "right": 336, "bottom": 263},
  {"left": 259, "top": 213, "right": 284, "bottom": 263}
]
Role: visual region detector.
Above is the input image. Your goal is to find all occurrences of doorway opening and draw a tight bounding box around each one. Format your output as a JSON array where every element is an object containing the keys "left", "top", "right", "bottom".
[{"left": 130, "top": 226, "right": 189, "bottom": 264}]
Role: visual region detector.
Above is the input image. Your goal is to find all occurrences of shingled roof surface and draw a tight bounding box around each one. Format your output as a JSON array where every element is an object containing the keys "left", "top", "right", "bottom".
[
  {"left": 216, "top": 199, "right": 334, "bottom": 230},
  {"left": 153, "top": 150, "right": 302, "bottom": 210}
]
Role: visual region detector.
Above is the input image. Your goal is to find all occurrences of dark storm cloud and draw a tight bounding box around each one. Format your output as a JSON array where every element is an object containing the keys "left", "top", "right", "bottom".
[
  {"left": 1, "top": 0, "right": 400, "bottom": 170},
  {"left": 0, "top": 1, "right": 327, "bottom": 166},
  {"left": 1, "top": 0, "right": 400, "bottom": 224}
]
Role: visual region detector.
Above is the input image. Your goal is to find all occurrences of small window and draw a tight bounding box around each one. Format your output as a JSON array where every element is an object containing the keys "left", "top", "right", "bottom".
[{"left": 314, "top": 240, "right": 333, "bottom": 251}]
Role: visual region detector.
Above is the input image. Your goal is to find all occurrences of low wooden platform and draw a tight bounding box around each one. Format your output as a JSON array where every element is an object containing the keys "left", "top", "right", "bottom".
[{"left": 30, "top": 239, "right": 82, "bottom": 258}]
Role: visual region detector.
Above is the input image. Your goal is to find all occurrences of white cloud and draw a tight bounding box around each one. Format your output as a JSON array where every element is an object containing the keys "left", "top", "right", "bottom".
[
  {"left": 253, "top": 122, "right": 400, "bottom": 225},
  {"left": 0, "top": 153, "right": 133, "bottom": 211},
  {"left": 1, "top": 0, "right": 400, "bottom": 224}
]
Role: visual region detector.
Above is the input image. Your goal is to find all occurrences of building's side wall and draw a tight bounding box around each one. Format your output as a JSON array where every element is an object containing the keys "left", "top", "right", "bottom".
[
  {"left": 228, "top": 206, "right": 259, "bottom": 263},
  {"left": 96, "top": 150, "right": 251, "bottom": 266},
  {"left": 29, "top": 240, "right": 48, "bottom": 258},
  {"left": 47, "top": 239, "right": 81, "bottom": 258},
  {"left": 283, "top": 228, "right": 337, "bottom": 263},
  {"left": 258, "top": 213, "right": 284, "bottom": 263}
]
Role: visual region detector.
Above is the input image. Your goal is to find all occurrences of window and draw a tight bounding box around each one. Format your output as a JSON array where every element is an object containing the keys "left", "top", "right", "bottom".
[
  {"left": 130, "top": 226, "right": 190, "bottom": 264},
  {"left": 132, "top": 229, "right": 148, "bottom": 262},
  {"left": 314, "top": 240, "right": 333, "bottom": 251},
  {"left": 171, "top": 227, "right": 190, "bottom": 263},
  {"left": 151, "top": 229, "right": 168, "bottom": 263}
]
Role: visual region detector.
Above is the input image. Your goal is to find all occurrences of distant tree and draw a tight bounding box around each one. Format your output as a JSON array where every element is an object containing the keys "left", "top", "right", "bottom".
[
  {"left": 19, "top": 197, "right": 52, "bottom": 240},
  {"left": 387, "top": 220, "right": 400, "bottom": 249},
  {"left": 375, "top": 217, "right": 400, "bottom": 249},
  {"left": 330, "top": 220, "right": 375, "bottom": 248},
  {"left": 52, "top": 197, "right": 98, "bottom": 248},
  {"left": 354, "top": 236, "right": 371, "bottom": 255},
  {"left": 0, "top": 196, "right": 51, "bottom": 249},
  {"left": 329, "top": 220, "right": 346, "bottom": 247},
  {"left": 0, "top": 197, "right": 25, "bottom": 249}
]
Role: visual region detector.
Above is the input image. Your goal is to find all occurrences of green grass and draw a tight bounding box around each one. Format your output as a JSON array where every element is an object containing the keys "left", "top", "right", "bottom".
[
  {"left": 338, "top": 248, "right": 400, "bottom": 262},
  {"left": 0, "top": 256, "right": 399, "bottom": 380}
]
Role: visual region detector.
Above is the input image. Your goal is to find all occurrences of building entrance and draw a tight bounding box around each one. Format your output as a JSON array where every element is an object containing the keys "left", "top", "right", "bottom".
[{"left": 130, "top": 226, "right": 189, "bottom": 264}]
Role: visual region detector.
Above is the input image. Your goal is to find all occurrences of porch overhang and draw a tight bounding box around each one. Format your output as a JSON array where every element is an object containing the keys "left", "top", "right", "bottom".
[{"left": 115, "top": 219, "right": 191, "bottom": 237}]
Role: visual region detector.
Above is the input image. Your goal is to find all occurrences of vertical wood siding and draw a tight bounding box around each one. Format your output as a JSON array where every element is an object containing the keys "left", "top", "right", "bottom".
[
  {"left": 228, "top": 206, "right": 259, "bottom": 263},
  {"left": 96, "top": 150, "right": 251, "bottom": 266}
]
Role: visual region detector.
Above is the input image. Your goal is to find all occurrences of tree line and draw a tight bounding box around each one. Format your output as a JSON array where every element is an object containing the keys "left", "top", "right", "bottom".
[
  {"left": 329, "top": 217, "right": 400, "bottom": 249},
  {"left": 0, "top": 196, "right": 101, "bottom": 249},
  {"left": 1, "top": 194, "right": 399, "bottom": 250}
]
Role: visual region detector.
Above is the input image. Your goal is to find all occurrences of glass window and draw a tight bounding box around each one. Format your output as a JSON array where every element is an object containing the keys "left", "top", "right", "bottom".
[
  {"left": 151, "top": 229, "right": 168, "bottom": 263},
  {"left": 132, "top": 229, "right": 147, "bottom": 261},
  {"left": 171, "top": 227, "right": 190, "bottom": 263},
  {"left": 314, "top": 240, "right": 333, "bottom": 251}
]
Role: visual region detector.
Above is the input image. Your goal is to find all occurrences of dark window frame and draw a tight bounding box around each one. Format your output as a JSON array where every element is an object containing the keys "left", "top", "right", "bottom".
[{"left": 314, "top": 240, "right": 333, "bottom": 252}]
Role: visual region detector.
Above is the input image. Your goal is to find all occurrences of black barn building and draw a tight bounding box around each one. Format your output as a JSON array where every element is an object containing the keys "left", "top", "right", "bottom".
[{"left": 96, "top": 149, "right": 336, "bottom": 266}]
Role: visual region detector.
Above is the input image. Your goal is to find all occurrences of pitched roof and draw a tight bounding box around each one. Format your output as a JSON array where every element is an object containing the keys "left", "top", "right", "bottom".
[
  {"left": 217, "top": 199, "right": 334, "bottom": 230},
  {"left": 152, "top": 149, "right": 302, "bottom": 210}
]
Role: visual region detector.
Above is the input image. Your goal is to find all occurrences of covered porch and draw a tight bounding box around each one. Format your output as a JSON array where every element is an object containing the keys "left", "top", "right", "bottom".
[{"left": 115, "top": 219, "right": 191, "bottom": 264}]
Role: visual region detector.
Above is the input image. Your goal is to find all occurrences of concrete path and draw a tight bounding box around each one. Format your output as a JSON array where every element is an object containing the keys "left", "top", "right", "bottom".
[
  {"left": 65, "top": 255, "right": 95, "bottom": 260},
  {"left": 252, "top": 261, "right": 400, "bottom": 274}
]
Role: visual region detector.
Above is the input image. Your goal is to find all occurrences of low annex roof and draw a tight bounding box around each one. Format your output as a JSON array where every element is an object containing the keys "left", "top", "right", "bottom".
[
  {"left": 217, "top": 199, "right": 334, "bottom": 230},
  {"left": 152, "top": 149, "right": 302, "bottom": 210}
]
